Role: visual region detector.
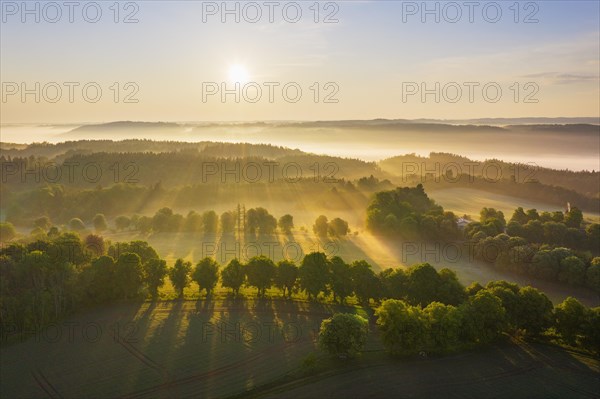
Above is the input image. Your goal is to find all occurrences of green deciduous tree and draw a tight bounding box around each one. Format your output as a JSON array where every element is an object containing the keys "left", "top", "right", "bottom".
[
  {"left": 542, "top": 221, "right": 567, "bottom": 246},
  {"left": 275, "top": 260, "right": 298, "bottom": 298},
  {"left": 115, "top": 252, "right": 143, "bottom": 299},
  {"left": 202, "top": 211, "right": 218, "bottom": 234},
  {"left": 515, "top": 286, "right": 553, "bottom": 336},
  {"left": 586, "top": 224, "right": 600, "bottom": 251},
  {"left": 376, "top": 299, "right": 428, "bottom": 356},
  {"left": 437, "top": 268, "right": 466, "bottom": 306},
  {"left": 581, "top": 307, "right": 600, "bottom": 355},
  {"left": 299, "top": 252, "right": 330, "bottom": 300},
  {"left": 85, "top": 255, "right": 117, "bottom": 303},
  {"left": 221, "top": 258, "right": 245, "bottom": 295},
  {"left": 152, "top": 207, "right": 183, "bottom": 232},
  {"left": 465, "top": 281, "right": 484, "bottom": 296},
  {"left": 246, "top": 208, "right": 276, "bottom": 235},
  {"left": 328, "top": 218, "right": 349, "bottom": 237},
  {"left": 486, "top": 281, "right": 520, "bottom": 328},
  {"left": 510, "top": 207, "right": 529, "bottom": 225},
  {"left": 84, "top": 234, "right": 105, "bottom": 258},
  {"left": 460, "top": 290, "right": 507, "bottom": 344},
  {"left": 313, "top": 215, "right": 329, "bottom": 238},
  {"left": 423, "top": 302, "right": 463, "bottom": 353},
  {"left": 54, "top": 232, "right": 87, "bottom": 266},
  {"left": 329, "top": 256, "right": 353, "bottom": 303},
  {"left": 278, "top": 214, "right": 294, "bottom": 235},
  {"left": 407, "top": 263, "right": 440, "bottom": 306},
  {"left": 169, "top": 259, "right": 192, "bottom": 298},
  {"left": 220, "top": 211, "right": 236, "bottom": 234},
  {"left": 558, "top": 256, "right": 586, "bottom": 286},
  {"left": 108, "top": 241, "right": 159, "bottom": 265},
  {"left": 245, "top": 256, "right": 276, "bottom": 297},
  {"left": 93, "top": 213, "right": 108, "bottom": 233},
  {"left": 184, "top": 211, "right": 203, "bottom": 232},
  {"left": 144, "top": 258, "right": 168, "bottom": 299},
  {"left": 319, "top": 313, "right": 368, "bottom": 358},
  {"left": 554, "top": 296, "right": 588, "bottom": 345},
  {"left": 565, "top": 207, "right": 583, "bottom": 228},
  {"left": 379, "top": 268, "right": 408, "bottom": 300},
  {"left": 480, "top": 207, "right": 506, "bottom": 231},
  {"left": 350, "top": 260, "right": 380, "bottom": 305},
  {"left": 192, "top": 258, "right": 220, "bottom": 296},
  {"left": 586, "top": 257, "right": 600, "bottom": 293}
]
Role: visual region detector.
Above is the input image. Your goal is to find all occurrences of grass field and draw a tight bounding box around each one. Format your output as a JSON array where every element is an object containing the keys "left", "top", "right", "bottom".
[
  {"left": 1, "top": 300, "right": 598, "bottom": 399},
  {"left": 429, "top": 187, "right": 600, "bottom": 222}
]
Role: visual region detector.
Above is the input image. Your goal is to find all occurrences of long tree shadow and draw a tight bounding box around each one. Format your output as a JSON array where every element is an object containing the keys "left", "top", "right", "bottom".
[
  {"left": 0, "top": 300, "right": 150, "bottom": 399},
  {"left": 129, "top": 299, "right": 187, "bottom": 392},
  {"left": 122, "top": 298, "right": 370, "bottom": 398}
]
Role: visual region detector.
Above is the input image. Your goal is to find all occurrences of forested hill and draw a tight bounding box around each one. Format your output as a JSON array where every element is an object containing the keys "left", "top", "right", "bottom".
[
  {"left": 380, "top": 152, "right": 600, "bottom": 198},
  {"left": 0, "top": 141, "right": 387, "bottom": 190},
  {"left": 0, "top": 140, "right": 305, "bottom": 160},
  {"left": 1, "top": 140, "right": 598, "bottom": 212}
]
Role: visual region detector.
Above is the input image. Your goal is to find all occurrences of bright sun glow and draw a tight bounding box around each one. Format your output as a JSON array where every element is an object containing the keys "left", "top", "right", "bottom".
[{"left": 228, "top": 64, "right": 250, "bottom": 84}]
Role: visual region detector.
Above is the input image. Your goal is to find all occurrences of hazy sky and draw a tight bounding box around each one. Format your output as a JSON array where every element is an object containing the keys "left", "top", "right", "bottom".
[{"left": 1, "top": 0, "right": 599, "bottom": 123}]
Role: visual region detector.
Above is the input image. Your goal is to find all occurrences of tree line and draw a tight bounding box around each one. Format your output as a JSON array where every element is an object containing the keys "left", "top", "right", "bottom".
[
  {"left": 380, "top": 152, "right": 599, "bottom": 203},
  {"left": 467, "top": 207, "right": 600, "bottom": 292},
  {"left": 0, "top": 149, "right": 381, "bottom": 191},
  {"left": 319, "top": 285, "right": 600, "bottom": 358},
  {"left": 1, "top": 234, "right": 598, "bottom": 355},
  {"left": 2, "top": 206, "right": 354, "bottom": 242}
]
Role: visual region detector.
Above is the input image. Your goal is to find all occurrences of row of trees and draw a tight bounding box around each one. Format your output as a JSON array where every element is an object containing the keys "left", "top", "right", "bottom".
[
  {"left": 319, "top": 285, "right": 600, "bottom": 358},
  {"left": 2, "top": 234, "right": 598, "bottom": 355},
  {"left": 11, "top": 208, "right": 353, "bottom": 241},
  {"left": 0, "top": 234, "right": 465, "bottom": 334},
  {"left": 313, "top": 216, "right": 350, "bottom": 238},
  {"left": 0, "top": 208, "right": 289, "bottom": 238},
  {"left": 119, "top": 208, "right": 352, "bottom": 238},
  {"left": 162, "top": 255, "right": 468, "bottom": 308}
]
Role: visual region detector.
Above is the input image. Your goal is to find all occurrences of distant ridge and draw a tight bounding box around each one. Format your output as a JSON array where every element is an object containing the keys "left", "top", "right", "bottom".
[
  {"left": 65, "top": 121, "right": 182, "bottom": 133},
  {"left": 54, "top": 118, "right": 600, "bottom": 136}
]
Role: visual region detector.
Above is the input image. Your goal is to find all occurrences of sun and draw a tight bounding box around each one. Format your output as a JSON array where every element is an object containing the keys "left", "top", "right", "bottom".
[{"left": 228, "top": 64, "right": 250, "bottom": 84}]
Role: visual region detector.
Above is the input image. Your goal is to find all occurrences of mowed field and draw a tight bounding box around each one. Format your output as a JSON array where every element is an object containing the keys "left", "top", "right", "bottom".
[{"left": 1, "top": 300, "right": 599, "bottom": 399}]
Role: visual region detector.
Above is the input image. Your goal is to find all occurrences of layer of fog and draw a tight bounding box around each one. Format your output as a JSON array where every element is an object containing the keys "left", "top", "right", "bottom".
[{"left": 1, "top": 122, "right": 598, "bottom": 171}]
